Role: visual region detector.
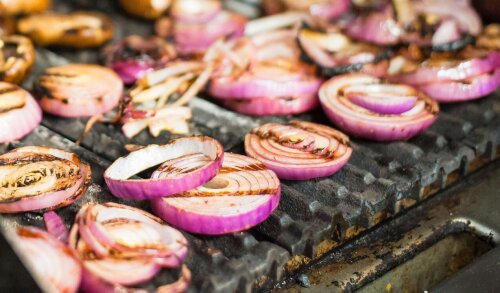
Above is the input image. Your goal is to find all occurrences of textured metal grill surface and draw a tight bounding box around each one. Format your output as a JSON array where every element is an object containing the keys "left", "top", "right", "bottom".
[{"left": 1, "top": 1, "right": 499, "bottom": 292}]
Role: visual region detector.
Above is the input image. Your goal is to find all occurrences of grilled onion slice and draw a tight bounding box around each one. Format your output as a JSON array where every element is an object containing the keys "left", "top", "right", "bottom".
[
  {"left": 119, "top": 0, "right": 171, "bottom": 20},
  {"left": 0, "top": 82, "right": 41, "bottom": 143},
  {"left": 319, "top": 74, "right": 439, "bottom": 141},
  {"left": 0, "top": 35, "right": 35, "bottom": 84},
  {"left": 152, "top": 153, "right": 281, "bottom": 235},
  {"left": 0, "top": 0, "right": 51, "bottom": 16},
  {"left": 0, "top": 146, "right": 91, "bottom": 213},
  {"left": 17, "top": 11, "right": 113, "bottom": 48},
  {"left": 245, "top": 121, "right": 352, "bottom": 180},
  {"left": 13, "top": 226, "right": 81, "bottom": 293},
  {"left": 35, "top": 64, "right": 123, "bottom": 117}
]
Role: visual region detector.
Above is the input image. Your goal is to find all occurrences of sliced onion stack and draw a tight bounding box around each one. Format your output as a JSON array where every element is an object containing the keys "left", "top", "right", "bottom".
[
  {"left": 209, "top": 30, "right": 322, "bottom": 115},
  {"left": 102, "top": 35, "right": 177, "bottom": 84},
  {"left": 298, "top": 28, "right": 391, "bottom": 77},
  {"left": 0, "top": 82, "right": 41, "bottom": 143},
  {"left": 169, "top": 0, "right": 246, "bottom": 55},
  {"left": 0, "top": 35, "right": 35, "bottom": 84},
  {"left": 104, "top": 137, "right": 224, "bottom": 200},
  {"left": 13, "top": 226, "right": 81, "bottom": 293},
  {"left": 151, "top": 153, "right": 281, "bottom": 235},
  {"left": 319, "top": 74, "right": 439, "bottom": 141},
  {"left": 0, "top": 146, "right": 91, "bottom": 213},
  {"left": 69, "top": 202, "right": 191, "bottom": 292},
  {"left": 388, "top": 48, "right": 500, "bottom": 102},
  {"left": 35, "top": 64, "right": 123, "bottom": 117},
  {"left": 244, "top": 121, "right": 352, "bottom": 180}
]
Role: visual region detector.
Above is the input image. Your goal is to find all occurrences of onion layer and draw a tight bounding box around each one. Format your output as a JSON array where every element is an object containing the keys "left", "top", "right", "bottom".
[
  {"left": 102, "top": 35, "right": 177, "bottom": 84},
  {"left": 319, "top": 74, "right": 439, "bottom": 141},
  {"left": 0, "top": 146, "right": 91, "bottom": 213},
  {"left": 0, "top": 82, "right": 42, "bottom": 143},
  {"left": 14, "top": 226, "right": 81, "bottom": 293},
  {"left": 70, "top": 202, "right": 189, "bottom": 289},
  {"left": 35, "top": 64, "right": 123, "bottom": 117},
  {"left": 221, "top": 94, "right": 319, "bottom": 116},
  {"left": 245, "top": 121, "right": 352, "bottom": 180},
  {"left": 104, "top": 137, "right": 224, "bottom": 200},
  {"left": 151, "top": 153, "right": 281, "bottom": 235}
]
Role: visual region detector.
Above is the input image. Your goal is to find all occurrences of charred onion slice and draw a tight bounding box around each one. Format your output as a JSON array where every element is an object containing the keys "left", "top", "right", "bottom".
[
  {"left": 69, "top": 202, "right": 189, "bottom": 289},
  {"left": 245, "top": 121, "right": 352, "bottom": 180},
  {"left": 102, "top": 35, "right": 177, "bottom": 84},
  {"left": 13, "top": 226, "right": 81, "bottom": 293},
  {"left": 0, "top": 146, "right": 91, "bottom": 213},
  {"left": 119, "top": 0, "right": 171, "bottom": 20},
  {"left": 298, "top": 28, "right": 391, "bottom": 77},
  {"left": 104, "top": 137, "right": 223, "bottom": 200},
  {"left": 387, "top": 48, "right": 500, "bottom": 102},
  {"left": 319, "top": 74, "right": 439, "bottom": 141},
  {"left": 35, "top": 64, "right": 123, "bottom": 117},
  {"left": 17, "top": 11, "right": 113, "bottom": 48},
  {"left": 173, "top": 11, "right": 246, "bottom": 55},
  {"left": 171, "top": 0, "right": 222, "bottom": 23},
  {"left": 0, "top": 35, "right": 35, "bottom": 84},
  {"left": 0, "top": 82, "right": 41, "bottom": 143},
  {"left": 151, "top": 153, "right": 281, "bottom": 235},
  {"left": 0, "top": 0, "right": 51, "bottom": 16}
]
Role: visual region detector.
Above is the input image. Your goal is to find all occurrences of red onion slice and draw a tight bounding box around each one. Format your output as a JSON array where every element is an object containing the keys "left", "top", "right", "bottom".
[
  {"left": 151, "top": 153, "right": 281, "bottom": 235},
  {"left": 344, "top": 84, "right": 418, "bottom": 114},
  {"left": 0, "top": 82, "right": 42, "bottom": 143},
  {"left": 35, "top": 64, "right": 123, "bottom": 117},
  {"left": 104, "top": 137, "right": 224, "bottom": 200},
  {"left": 388, "top": 50, "right": 500, "bottom": 85},
  {"left": 70, "top": 202, "right": 188, "bottom": 287},
  {"left": 245, "top": 121, "right": 352, "bottom": 180},
  {"left": 43, "top": 211, "right": 69, "bottom": 243},
  {"left": 171, "top": 0, "right": 222, "bottom": 23},
  {"left": 418, "top": 68, "right": 500, "bottom": 103},
  {"left": 209, "top": 72, "right": 321, "bottom": 100},
  {"left": 14, "top": 227, "right": 81, "bottom": 293},
  {"left": 319, "top": 74, "right": 439, "bottom": 141},
  {"left": 221, "top": 94, "right": 319, "bottom": 116},
  {"left": 0, "top": 146, "right": 91, "bottom": 213}
]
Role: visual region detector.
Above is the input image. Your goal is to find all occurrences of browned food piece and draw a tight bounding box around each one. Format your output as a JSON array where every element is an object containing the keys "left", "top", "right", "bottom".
[
  {"left": 120, "top": 0, "right": 171, "bottom": 20},
  {"left": 17, "top": 11, "right": 114, "bottom": 49},
  {"left": 0, "top": 35, "right": 34, "bottom": 84},
  {"left": 0, "top": 0, "right": 51, "bottom": 16},
  {"left": 0, "top": 17, "right": 15, "bottom": 36}
]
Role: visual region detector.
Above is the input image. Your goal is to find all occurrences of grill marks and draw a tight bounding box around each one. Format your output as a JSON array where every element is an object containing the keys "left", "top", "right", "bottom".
[
  {"left": 175, "top": 153, "right": 280, "bottom": 197},
  {"left": 0, "top": 152, "right": 80, "bottom": 199},
  {"left": 0, "top": 83, "right": 25, "bottom": 113}
]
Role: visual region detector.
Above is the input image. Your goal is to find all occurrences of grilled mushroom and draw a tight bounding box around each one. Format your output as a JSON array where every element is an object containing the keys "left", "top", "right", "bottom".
[{"left": 17, "top": 11, "right": 113, "bottom": 48}]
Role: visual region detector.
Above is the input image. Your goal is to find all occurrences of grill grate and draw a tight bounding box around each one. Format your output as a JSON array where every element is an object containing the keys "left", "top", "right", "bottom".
[{"left": 1, "top": 1, "right": 500, "bottom": 292}]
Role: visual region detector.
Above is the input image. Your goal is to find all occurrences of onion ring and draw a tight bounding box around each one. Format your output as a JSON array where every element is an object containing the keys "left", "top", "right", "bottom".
[
  {"left": 319, "top": 74, "right": 439, "bottom": 141},
  {"left": 151, "top": 153, "right": 281, "bottom": 235},
  {"left": 245, "top": 121, "right": 352, "bottom": 180},
  {"left": 0, "top": 146, "right": 91, "bottom": 213},
  {"left": 104, "top": 137, "right": 224, "bottom": 200},
  {"left": 13, "top": 226, "right": 81, "bottom": 293}
]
